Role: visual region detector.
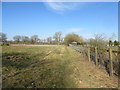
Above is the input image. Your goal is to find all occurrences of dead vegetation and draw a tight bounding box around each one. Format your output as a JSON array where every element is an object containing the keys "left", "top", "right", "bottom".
[{"left": 2, "top": 45, "right": 118, "bottom": 88}]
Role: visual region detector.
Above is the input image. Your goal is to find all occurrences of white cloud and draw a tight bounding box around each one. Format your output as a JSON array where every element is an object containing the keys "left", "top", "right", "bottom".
[{"left": 44, "top": 2, "right": 82, "bottom": 14}]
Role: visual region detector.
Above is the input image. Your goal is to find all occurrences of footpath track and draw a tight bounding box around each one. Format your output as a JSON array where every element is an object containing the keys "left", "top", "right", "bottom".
[
  {"left": 2, "top": 45, "right": 118, "bottom": 88},
  {"left": 43, "top": 46, "right": 118, "bottom": 88},
  {"left": 68, "top": 47, "right": 118, "bottom": 88}
]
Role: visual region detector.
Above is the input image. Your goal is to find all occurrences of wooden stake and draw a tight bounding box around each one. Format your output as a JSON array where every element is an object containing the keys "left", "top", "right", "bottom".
[
  {"left": 109, "top": 48, "right": 113, "bottom": 76},
  {"left": 95, "top": 47, "right": 98, "bottom": 65},
  {"left": 88, "top": 47, "right": 90, "bottom": 61}
]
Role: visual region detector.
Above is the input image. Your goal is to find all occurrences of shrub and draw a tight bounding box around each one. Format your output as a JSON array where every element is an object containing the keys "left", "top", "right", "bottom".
[{"left": 1, "top": 43, "right": 10, "bottom": 46}]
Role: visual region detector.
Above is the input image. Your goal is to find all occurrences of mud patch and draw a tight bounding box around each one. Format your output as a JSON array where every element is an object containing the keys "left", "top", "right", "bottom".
[{"left": 4, "top": 56, "right": 24, "bottom": 60}]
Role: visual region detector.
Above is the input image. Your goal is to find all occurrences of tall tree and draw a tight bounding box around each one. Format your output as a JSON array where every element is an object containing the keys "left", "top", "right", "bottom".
[
  {"left": 93, "top": 33, "right": 107, "bottom": 48},
  {"left": 64, "top": 33, "right": 83, "bottom": 45},
  {"left": 114, "top": 40, "right": 119, "bottom": 46},
  {"left": 0, "top": 32, "right": 7, "bottom": 42},
  {"left": 30, "top": 35, "right": 39, "bottom": 44},
  {"left": 21, "top": 36, "right": 29, "bottom": 43},
  {"left": 47, "top": 37, "right": 52, "bottom": 44},
  {"left": 13, "top": 35, "right": 21, "bottom": 43},
  {"left": 109, "top": 40, "right": 113, "bottom": 46},
  {"left": 53, "top": 32, "right": 62, "bottom": 44}
]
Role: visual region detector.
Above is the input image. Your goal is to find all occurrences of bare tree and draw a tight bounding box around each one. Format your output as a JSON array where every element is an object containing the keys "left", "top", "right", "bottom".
[
  {"left": 109, "top": 33, "right": 117, "bottom": 41},
  {"left": 47, "top": 37, "right": 52, "bottom": 44},
  {"left": 13, "top": 35, "right": 21, "bottom": 43},
  {"left": 88, "top": 33, "right": 107, "bottom": 48},
  {"left": 53, "top": 32, "right": 62, "bottom": 44},
  {"left": 21, "top": 36, "right": 29, "bottom": 43},
  {"left": 30, "top": 35, "right": 39, "bottom": 44},
  {"left": 0, "top": 32, "right": 7, "bottom": 42}
]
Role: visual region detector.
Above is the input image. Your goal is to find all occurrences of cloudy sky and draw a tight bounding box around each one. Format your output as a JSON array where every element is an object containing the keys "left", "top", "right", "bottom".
[{"left": 2, "top": 2, "right": 118, "bottom": 40}]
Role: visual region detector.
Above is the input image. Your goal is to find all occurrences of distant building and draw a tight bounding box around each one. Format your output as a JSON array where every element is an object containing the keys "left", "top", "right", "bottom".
[
  {"left": 71, "top": 41, "right": 83, "bottom": 45},
  {"left": 72, "top": 41, "right": 77, "bottom": 45}
]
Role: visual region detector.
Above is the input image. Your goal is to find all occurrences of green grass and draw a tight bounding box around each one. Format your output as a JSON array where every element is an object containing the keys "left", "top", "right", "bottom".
[
  {"left": 2, "top": 45, "right": 117, "bottom": 88},
  {"left": 2, "top": 45, "right": 77, "bottom": 88}
]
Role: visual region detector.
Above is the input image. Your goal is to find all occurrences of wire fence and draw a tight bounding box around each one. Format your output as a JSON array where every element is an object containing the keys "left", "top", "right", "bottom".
[{"left": 69, "top": 44, "right": 120, "bottom": 76}]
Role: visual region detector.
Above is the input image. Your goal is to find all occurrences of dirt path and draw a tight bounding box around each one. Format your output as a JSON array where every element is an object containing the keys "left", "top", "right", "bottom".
[
  {"left": 65, "top": 46, "right": 118, "bottom": 88},
  {"left": 45, "top": 46, "right": 118, "bottom": 88},
  {"left": 2, "top": 45, "right": 118, "bottom": 88}
]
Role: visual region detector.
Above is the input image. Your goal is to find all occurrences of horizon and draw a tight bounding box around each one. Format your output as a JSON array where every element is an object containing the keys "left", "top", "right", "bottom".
[{"left": 2, "top": 2, "right": 118, "bottom": 41}]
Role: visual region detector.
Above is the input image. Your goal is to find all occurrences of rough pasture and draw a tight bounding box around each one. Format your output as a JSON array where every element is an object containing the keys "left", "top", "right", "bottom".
[{"left": 2, "top": 45, "right": 118, "bottom": 88}]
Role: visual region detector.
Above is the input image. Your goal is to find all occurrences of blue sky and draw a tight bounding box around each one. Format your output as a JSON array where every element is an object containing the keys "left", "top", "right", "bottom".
[{"left": 2, "top": 2, "right": 118, "bottom": 40}]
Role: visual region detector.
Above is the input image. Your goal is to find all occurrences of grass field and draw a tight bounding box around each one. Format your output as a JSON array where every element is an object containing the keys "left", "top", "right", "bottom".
[{"left": 2, "top": 45, "right": 118, "bottom": 88}]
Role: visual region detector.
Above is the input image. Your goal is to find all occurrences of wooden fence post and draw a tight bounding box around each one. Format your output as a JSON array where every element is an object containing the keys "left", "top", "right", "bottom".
[
  {"left": 82, "top": 49, "right": 84, "bottom": 57},
  {"left": 109, "top": 48, "right": 113, "bottom": 76},
  {"left": 95, "top": 47, "right": 98, "bottom": 65},
  {"left": 88, "top": 47, "right": 90, "bottom": 61}
]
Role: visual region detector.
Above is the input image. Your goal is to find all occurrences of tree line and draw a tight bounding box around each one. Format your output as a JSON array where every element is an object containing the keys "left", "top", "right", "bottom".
[
  {"left": 0, "top": 32, "right": 119, "bottom": 48},
  {"left": 0, "top": 32, "right": 63, "bottom": 45}
]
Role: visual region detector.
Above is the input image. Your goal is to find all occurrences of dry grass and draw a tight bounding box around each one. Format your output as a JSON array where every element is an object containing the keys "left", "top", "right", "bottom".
[
  {"left": 2, "top": 45, "right": 118, "bottom": 88},
  {"left": 11, "top": 44, "right": 58, "bottom": 47}
]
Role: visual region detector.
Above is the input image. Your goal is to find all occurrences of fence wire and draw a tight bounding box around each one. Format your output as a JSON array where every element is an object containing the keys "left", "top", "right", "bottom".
[{"left": 69, "top": 44, "right": 119, "bottom": 76}]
